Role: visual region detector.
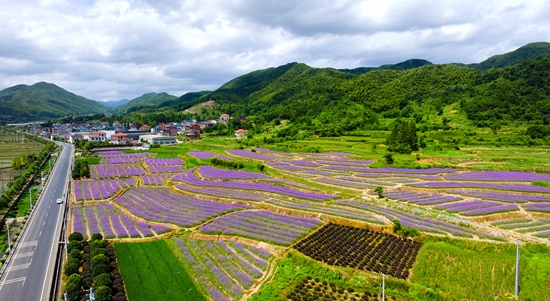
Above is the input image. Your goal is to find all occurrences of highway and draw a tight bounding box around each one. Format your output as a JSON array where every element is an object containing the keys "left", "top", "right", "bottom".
[{"left": 0, "top": 142, "right": 73, "bottom": 300}]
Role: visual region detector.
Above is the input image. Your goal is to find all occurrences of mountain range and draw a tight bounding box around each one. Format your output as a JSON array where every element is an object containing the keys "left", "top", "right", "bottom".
[{"left": 1, "top": 42, "right": 549, "bottom": 122}]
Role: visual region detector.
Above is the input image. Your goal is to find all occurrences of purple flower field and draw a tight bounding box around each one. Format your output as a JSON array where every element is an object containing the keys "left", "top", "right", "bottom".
[
  {"left": 447, "top": 190, "right": 550, "bottom": 203},
  {"left": 174, "top": 237, "right": 273, "bottom": 300},
  {"left": 188, "top": 151, "right": 215, "bottom": 159},
  {"left": 199, "top": 210, "right": 322, "bottom": 245},
  {"left": 172, "top": 169, "right": 339, "bottom": 201},
  {"left": 73, "top": 178, "right": 134, "bottom": 200},
  {"left": 226, "top": 149, "right": 280, "bottom": 160},
  {"left": 91, "top": 163, "right": 146, "bottom": 178},
  {"left": 522, "top": 203, "right": 550, "bottom": 213},
  {"left": 72, "top": 202, "right": 172, "bottom": 239},
  {"left": 335, "top": 200, "right": 504, "bottom": 240},
  {"left": 115, "top": 187, "right": 247, "bottom": 226},
  {"left": 444, "top": 171, "right": 550, "bottom": 182},
  {"left": 98, "top": 151, "right": 151, "bottom": 163},
  {"left": 434, "top": 200, "right": 519, "bottom": 216},
  {"left": 384, "top": 190, "right": 461, "bottom": 205},
  {"left": 198, "top": 165, "right": 268, "bottom": 179},
  {"left": 141, "top": 174, "right": 171, "bottom": 185},
  {"left": 145, "top": 158, "right": 184, "bottom": 165},
  {"left": 409, "top": 181, "right": 550, "bottom": 193}
]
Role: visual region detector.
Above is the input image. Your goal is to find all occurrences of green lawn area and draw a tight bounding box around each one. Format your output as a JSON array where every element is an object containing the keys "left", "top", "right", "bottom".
[
  {"left": 115, "top": 240, "right": 205, "bottom": 301},
  {"left": 412, "top": 238, "right": 550, "bottom": 301}
]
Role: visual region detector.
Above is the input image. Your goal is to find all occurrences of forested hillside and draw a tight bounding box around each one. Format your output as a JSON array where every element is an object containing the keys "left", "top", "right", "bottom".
[{"left": 0, "top": 82, "right": 108, "bottom": 121}]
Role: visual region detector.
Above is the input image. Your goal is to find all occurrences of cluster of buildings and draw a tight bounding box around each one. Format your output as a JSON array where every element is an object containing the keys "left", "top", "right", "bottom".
[{"left": 29, "top": 114, "right": 248, "bottom": 146}]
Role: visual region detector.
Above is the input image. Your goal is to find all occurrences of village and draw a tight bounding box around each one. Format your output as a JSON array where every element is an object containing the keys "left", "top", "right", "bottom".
[{"left": 28, "top": 113, "right": 248, "bottom": 146}]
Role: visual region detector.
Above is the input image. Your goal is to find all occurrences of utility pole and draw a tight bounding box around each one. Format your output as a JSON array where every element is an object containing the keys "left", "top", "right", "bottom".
[
  {"left": 515, "top": 240, "right": 520, "bottom": 297},
  {"left": 6, "top": 221, "right": 10, "bottom": 253},
  {"left": 381, "top": 273, "right": 386, "bottom": 301}
]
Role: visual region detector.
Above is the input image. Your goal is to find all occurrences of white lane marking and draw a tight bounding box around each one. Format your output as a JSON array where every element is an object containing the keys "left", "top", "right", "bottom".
[
  {"left": 10, "top": 263, "right": 31, "bottom": 271},
  {"left": 42, "top": 221, "right": 45, "bottom": 226},
  {"left": 45, "top": 212, "right": 48, "bottom": 217},
  {"left": 1, "top": 277, "right": 26, "bottom": 285},
  {"left": 39, "top": 231, "right": 42, "bottom": 237},
  {"left": 15, "top": 252, "right": 34, "bottom": 259},
  {"left": 19, "top": 241, "right": 37, "bottom": 248}
]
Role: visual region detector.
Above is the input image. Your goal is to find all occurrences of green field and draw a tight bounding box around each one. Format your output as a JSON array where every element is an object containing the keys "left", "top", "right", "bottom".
[
  {"left": 114, "top": 240, "right": 205, "bottom": 301},
  {"left": 412, "top": 238, "right": 550, "bottom": 301}
]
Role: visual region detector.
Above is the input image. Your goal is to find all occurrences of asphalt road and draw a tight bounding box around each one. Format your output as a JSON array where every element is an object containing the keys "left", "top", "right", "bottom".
[{"left": 0, "top": 142, "right": 73, "bottom": 301}]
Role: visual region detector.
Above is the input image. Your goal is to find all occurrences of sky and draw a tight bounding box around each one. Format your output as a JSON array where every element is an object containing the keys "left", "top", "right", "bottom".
[{"left": 0, "top": 0, "right": 549, "bottom": 102}]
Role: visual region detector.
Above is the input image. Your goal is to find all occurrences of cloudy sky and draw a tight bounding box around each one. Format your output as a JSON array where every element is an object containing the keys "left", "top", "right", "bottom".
[{"left": 1, "top": 0, "right": 549, "bottom": 102}]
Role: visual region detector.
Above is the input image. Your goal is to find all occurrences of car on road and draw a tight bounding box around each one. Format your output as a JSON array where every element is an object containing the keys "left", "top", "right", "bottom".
[{"left": 56, "top": 198, "right": 62, "bottom": 204}]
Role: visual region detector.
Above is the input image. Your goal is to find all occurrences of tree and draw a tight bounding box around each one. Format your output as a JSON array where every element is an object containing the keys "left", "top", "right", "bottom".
[
  {"left": 65, "top": 274, "right": 85, "bottom": 301},
  {"left": 94, "top": 286, "right": 113, "bottom": 301},
  {"left": 64, "top": 257, "right": 80, "bottom": 276},
  {"left": 91, "top": 233, "right": 104, "bottom": 241},
  {"left": 383, "top": 153, "right": 394, "bottom": 164},
  {"left": 68, "top": 232, "right": 84, "bottom": 242},
  {"left": 93, "top": 273, "right": 112, "bottom": 289},
  {"left": 374, "top": 186, "right": 384, "bottom": 199},
  {"left": 386, "top": 119, "right": 419, "bottom": 154}
]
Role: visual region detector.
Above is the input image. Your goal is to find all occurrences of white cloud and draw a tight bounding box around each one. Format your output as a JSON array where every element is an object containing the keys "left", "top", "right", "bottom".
[{"left": 0, "top": 0, "right": 548, "bottom": 101}]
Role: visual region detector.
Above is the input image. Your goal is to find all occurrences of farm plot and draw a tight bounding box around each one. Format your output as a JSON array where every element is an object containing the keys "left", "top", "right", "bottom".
[
  {"left": 294, "top": 223, "right": 422, "bottom": 279},
  {"left": 98, "top": 150, "right": 151, "bottom": 163},
  {"left": 434, "top": 199, "right": 519, "bottom": 216},
  {"left": 91, "top": 163, "right": 146, "bottom": 178},
  {"left": 115, "top": 187, "right": 246, "bottom": 227},
  {"left": 171, "top": 169, "right": 339, "bottom": 201},
  {"left": 145, "top": 158, "right": 184, "bottom": 173},
  {"left": 443, "top": 170, "right": 550, "bottom": 181},
  {"left": 199, "top": 210, "right": 322, "bottom": 246},
  {"left": 492, "top": 218, "right": 550, "bottom": 238},
  {"left": 447, "top": 190, "right": 550, "bottom": 203},
  {"left": 197, "top": 165, "right": 268, "bottom": 179},
  {"left": 73, "top": 178, "right": 134, "bottom": 200},
  {"left": 336, "top": 200, "right": 502, "bottom": 240},
  {"left": 188, "top": 151, "right": 216, "bottom": 159},
  {"left": 227, "top": 149, "right": 280, "bottom": 160},
  {"left": 172, "top": 238, "right": 273, "bottom": 301},
  {"left": 409, "top": 181, "right": 550, "bottom": 193},
  {"left": 286, "top": 278, "right": 383, "bottom": 301},
  {"left": 141, "top": 174, "right": 171, "bottom": 185},
  {"left": 115, "top": 240, "right": 206, "bottom": 301},
  {"left": 383, "top": 190, "right": 461, "bottom": 205},
  {"left": 522, "top": 203, "right": 550, "bottom": 213},
  {"left": 72, "top": 202, "right": 172, "bottom": 239}
]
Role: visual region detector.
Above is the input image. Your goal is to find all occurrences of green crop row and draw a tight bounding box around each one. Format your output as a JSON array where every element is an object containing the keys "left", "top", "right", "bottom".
[{"left": 114, "top": 240, "right": 205, "bottom": 301}]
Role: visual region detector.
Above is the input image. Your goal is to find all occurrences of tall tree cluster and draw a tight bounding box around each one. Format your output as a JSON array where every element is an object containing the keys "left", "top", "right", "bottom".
[{"left": 386, "top": 119, "right": 419, "bottom": 154}]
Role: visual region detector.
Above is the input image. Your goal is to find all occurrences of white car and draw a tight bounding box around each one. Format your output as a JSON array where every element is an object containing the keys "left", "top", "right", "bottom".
[{"left": 56, "top": 198, "right": 63, "bottom": 204}]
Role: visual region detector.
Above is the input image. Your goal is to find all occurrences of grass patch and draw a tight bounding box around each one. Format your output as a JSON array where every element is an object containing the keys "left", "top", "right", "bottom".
[
  {"left": 75, "top": 156, "right": 101, "bottom": 164},
  {"left": 115, "top": 240, "right": 205, "bottom": 301},
  {"left": 411, "top": 237, "right": 550, "bottom": 301}
]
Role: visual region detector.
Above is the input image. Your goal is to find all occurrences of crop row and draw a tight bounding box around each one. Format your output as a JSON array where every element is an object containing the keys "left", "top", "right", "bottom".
[
  {"left": 287, "top": 278, "right": 380, "bottom": 301},
  {"left": 443, "top": 170, "right": 550, "bottom": 182},
  {"left": 73, "top": 178, "right": 134, "bottom": 201},
  {"left": 198, "top": 165, "right": 268, "bottom": 179},
  {"left": 173, "top": 238, "right": 273, "bottom": 301},
  {"left": 294, "top": 223, "right": 422, "bottom": 279},
  {"left": 227, "top": 149, "right": 280, "bottom": 160},
  {"left": 115, "top": 187, "right": 246, "bottom": 227},
  {"left": 98, "top": 151, "right": 151, "bottom": 163},
  {"left": 141, "top": 174, "right": 170, "bottom": 185},
  {"left": 172, "top": 169, "right": 339, "bottom": 201},
  {"left": 384, "top": 190, "right": 461, "bottom": 205},
  {"left": 409, "top": 181, "right": 550, "bottom": 193},
  {"left": 145, "top": 158, "right": 184, "bottom": 165},
  {"left": 91, "top": 163, "right": 146, "bottom": 178},
  {"left": 188, "top": 151, "right": 216, "bottom": 159},
  {"left": 72, "top": 202, "right": 171, "bottom": 239},
  {"left": 199, "top": 210, "right": 322, "bottom": 246},
  {"left": 434, "top": 200, "right": 519, "bottom": 216},
  {"left": 148, "top": 165, "right": 183, "bottom": 173},
  {"left": 447, "top": 190, "right": 550, "bottom": 203},
  {"left": 336, "top": 200, "right": 503, "bottom": 240}
]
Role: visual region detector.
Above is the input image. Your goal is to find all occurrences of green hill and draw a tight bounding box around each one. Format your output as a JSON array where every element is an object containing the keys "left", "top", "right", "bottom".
[
  {"left": 339, "top": 58, "right": 433, "bottom": 75},
  {"left": 470, "top": 42, "right": 550, "bottom": 70},
  {"left": 113, "top": 92, "right": 178, "bottom": 113},
  {"left": 0, "top": 82, "right": 108, "bottom": 121}
]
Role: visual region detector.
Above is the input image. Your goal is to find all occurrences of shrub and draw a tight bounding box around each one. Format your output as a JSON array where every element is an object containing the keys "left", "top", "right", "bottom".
[
  {"left": 91, "top": 254, "right": 109, "bottom": 269},
  {"left": 94, "top": 285, "right": 113, "bottom": 301},
  {"left": 69, "top": 249, "right": 82, "bottom": 261},
  {"left": 92, "top": 263, "right": 110, "bottom": 278},
  {"left": 68, "top": 240, "right": 83, "bottom": 253},
  {"left": 64, "top": 257, "right": 80, "bottom": 276},
  {"left": 93, "top": 273, "right": 112, "bottom": 289},
  {"left": 91, "top": 247, "right": 107, "bottom": 258},
  {"left": 68, "top": 232, "right": 84, "bottom": 242},
  {"left": 65, "top": 274, "right": 85, "bottom": 300},
  {"left": 91, "top": 233, "right": 104, "bottom": 241}
]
